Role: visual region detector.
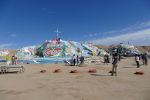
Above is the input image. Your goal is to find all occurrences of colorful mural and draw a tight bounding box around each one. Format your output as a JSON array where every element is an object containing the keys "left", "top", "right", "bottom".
[{"left": 16, "top": 39, "right": 105, "bottom": 59}]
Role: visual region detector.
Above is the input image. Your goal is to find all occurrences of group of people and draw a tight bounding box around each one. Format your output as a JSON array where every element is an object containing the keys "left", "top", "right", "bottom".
[
  {"left": 72, "top": 54, "right": 84, "bottom": 66},
  {"left": 111, "top": 52, "right": 149, "bottom": 76},
  {"left": 135, "top": 53, "right": 148, "bottom": 68},
  {"left": 69, "top": 53, "right": 119, "bottom": 76},
  {"left": 64, "top": 50, "right": 149, "bottom": 76},
  {"left": 6, "top": 55, "right": 18, "bottom": 65}
]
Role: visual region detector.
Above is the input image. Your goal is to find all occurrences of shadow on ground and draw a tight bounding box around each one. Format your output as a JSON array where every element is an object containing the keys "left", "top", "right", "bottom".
[
  {"left": 122, "top": 66, "right": 137, "bottom": 68},
  {"left": 90, "top": 73, "right": 111, "bottom": 76},
  {"left": 0, "top": 71, "right": 19, "bottom": 75}
]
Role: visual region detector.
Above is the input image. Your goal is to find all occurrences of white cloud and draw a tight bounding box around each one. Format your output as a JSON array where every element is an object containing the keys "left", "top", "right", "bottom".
[
  {"left": 90, "top": 28, "right": 150, "bottom": 46},
  {"left": 0, "top": 43, "right": 14, "bottom": 49},
  {"left": 88, "top": 20, "right": 150, "bottom": 39},
  {"left": 10, "top": 34, "right": 17, "bottom": 38},
  {"left": 88, "top": 20, "right": 150, "bottom": 46}
]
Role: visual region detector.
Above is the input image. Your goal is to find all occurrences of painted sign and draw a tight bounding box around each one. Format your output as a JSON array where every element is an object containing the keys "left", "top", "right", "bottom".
[{"left": 44, "top": 47, "right": 62, "bottom": 56}]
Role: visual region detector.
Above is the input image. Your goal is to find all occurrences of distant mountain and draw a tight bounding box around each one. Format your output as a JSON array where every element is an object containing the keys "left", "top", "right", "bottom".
[{"left": 94, "top": 45, "right": 110, "bottom": 51}]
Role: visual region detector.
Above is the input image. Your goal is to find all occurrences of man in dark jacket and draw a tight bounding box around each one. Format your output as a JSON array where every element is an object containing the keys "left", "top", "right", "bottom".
[
  {"left": 80, "top": 56, "right": 84, "bottom": 64},
  {"left": 111, "top": 53, "right": 118, "bottom": 76}
]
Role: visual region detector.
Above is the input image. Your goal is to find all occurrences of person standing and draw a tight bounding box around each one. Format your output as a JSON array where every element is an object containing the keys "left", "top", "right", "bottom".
[
  {"left": 135, "top": 54, "right": 140, "bottom": 68},
  {"left": 144, "top": 53, "right": 148, "bottom": 65},
  {"left": 11, "top": 55, "right": 18, "bottom": 65},
  {"left": 6, "top": 55, "right": 11, "bottom": 65},
  {"left": 76, "top": 55, "right": 79, "bottom": 66},
  {"left": 79, "top": 56, "right": 84, "bottom": 65},
  {"left": 11, "top": 56, "right": 15, "bottom": 65},
  {"left": 72, "top": 54, "right": 76, "bottom": 66},
  {"left": 111, "top": 53, "right": 118, "bottom": 76},
  {"left": 106, "top": 54, "right": 110, "bottom": 63},
  {"left": 104, "top": 54, "right": 109, "bottom": 65},
  {"left": 14, "top": 56, "right": 18, "bottom": 65},
  {"left": 141, "top": 54, "right": 145, "bottom": 65}
]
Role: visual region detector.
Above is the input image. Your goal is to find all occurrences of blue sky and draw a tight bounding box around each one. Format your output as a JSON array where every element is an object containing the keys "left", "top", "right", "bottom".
[{"left": 0, "top": 0, "right": 150, "bottom": 49}]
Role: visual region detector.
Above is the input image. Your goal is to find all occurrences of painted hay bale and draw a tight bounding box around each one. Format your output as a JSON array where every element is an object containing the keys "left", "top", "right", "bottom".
[
  {"left": 40, "top": 70, "right": 46, "bottom": 73},
  {"left": 70, "top": 70, "right": 79, "bottom": 73},
  {"left": 54, "top": 69, "right": 62, "bottom": 73},
  {"left": 88, "top": 68, "right": 97, "bottom": 73}
]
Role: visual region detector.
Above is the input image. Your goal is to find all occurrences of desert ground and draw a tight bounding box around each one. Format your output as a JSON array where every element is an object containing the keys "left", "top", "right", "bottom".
[{"left": 0, "top": 57, "right": 150, "bottom": 100}]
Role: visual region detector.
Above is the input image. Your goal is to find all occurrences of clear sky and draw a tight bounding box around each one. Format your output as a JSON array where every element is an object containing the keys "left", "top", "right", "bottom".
[{"left": 0, "top": 0, "right": 150, "bottom": 49}]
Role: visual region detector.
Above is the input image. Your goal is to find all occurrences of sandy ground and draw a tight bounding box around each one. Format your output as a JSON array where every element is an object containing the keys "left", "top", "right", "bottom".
[{"left": 0, "top": 57, "right": 150, "bottom": 100}]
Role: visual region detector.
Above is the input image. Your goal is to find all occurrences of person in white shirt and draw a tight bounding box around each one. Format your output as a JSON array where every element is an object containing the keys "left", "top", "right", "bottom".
[{"left": 135, "top": 54, "right": 140, "bottom": 68}]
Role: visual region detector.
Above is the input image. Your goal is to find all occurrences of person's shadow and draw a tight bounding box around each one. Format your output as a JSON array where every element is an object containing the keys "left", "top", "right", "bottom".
[
  {"left": 0, "top": 71, "right": 19, "bottom": 75},
  {"left": 122, "top": 66, "right": 137, "bottom": 68},
  {"left": 90, "top": 73, "right": 111, "bottom": 76}
]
